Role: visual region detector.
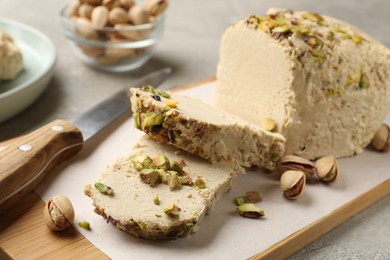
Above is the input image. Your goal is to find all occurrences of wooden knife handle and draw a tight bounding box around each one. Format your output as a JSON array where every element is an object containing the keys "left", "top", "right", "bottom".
[{"left": 0, "top": 120, "right": 83, "bottom": 214}]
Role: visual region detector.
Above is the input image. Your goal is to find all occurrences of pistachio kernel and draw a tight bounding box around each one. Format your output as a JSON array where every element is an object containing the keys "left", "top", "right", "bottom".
[
  {"left": 141, "top": 85, "right": 157, "bottom": 94},
  {"left": 152, "top": 154, "right": 170, "bottom": 170},
  {"left": 164, "top": 203, "right": 181, "bottom": 217},
  {"left": 94, "top": 182, "right": 114, "bottom": 195},
  {"left": 315, "top": 156, "right": 339, "bottom": 183},
  {"left": 280, "top": 170, "right": 306, "bottom": 200},
  {"left": 153, "top": 195, "right": 160, "bottom": 205},
  {"left": 237, "top": 203, "right": 265, "bottom": 219},
  {"left": 262, "top": 118, "right": 276, "bottom": 132},
  {"left": 170, "top": 160, "right": 184, "bottom": 173},
  {"left": 165, "top": 99, "right": 178, "bottom": 108},
  {"left": 158, "top": 90, "right": 170, "bottom": 98},
  {"left": 168, "top": 172, "right": 182, "bottom": 191},
  {"left": 371, "top": 124, "right": 390, "bottom": 152},
  {"left": 155, "top": 214, "right": 162, "bottom": 217},
  {"left": 178, "top": 176, "right": 193, "bottom": 186},
  {"left": 130, "top": 155, "right": 153, "bottom": 171},
  {"left": 195, "top": 178, "right": 206, "bottom": 189},
  {"left": 78, "top": 221, "right": 91, "bottom": 231},
  {"left": 245, "top": 191, "right": 262, "bottom": 203},
  {"left": 141, "top": 112, "right": 164, "bottom": 129},
  {"left": 235, "top": 196, "right": 246, "bottom": 206},
  {"left": 302, "top": 12, "right": 324, "bottom": 23},
  {"left": 139, "top": 169, "right": 162, "bottom": 187},
  {"left": 352, "top": 34, "right": 363, "bottom": 44}
]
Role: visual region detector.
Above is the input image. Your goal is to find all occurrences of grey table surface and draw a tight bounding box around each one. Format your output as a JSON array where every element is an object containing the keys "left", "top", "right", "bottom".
[{"left": 1, "top": 0, "right": 389, "bottom": 259}]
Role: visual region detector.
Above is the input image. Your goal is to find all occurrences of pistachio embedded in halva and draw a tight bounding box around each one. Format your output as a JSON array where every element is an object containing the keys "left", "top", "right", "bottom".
[{"left": 280, "top": 170, "right": 306, "bottom": 200}]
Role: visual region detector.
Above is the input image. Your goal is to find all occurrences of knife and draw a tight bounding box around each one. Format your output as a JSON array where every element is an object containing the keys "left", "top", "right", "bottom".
[{"left": 0, "top": 68, "right": 171, "bottom": 214}]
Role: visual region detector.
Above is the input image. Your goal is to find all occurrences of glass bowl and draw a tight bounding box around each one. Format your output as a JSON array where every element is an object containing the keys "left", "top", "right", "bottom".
[{"left": 59, "top": 5, "right": 164, "bottom": 72}]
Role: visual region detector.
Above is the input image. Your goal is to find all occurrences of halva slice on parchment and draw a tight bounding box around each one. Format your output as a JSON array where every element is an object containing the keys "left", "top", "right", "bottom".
[
  {"left": 130, "top": 87, "right": 285, "bottom": 169},
  {"left": 0, "top": 29, "right": 23, "bottom": 80},
  {"left": 215, "top": 8, "right": 390, "bottom": 160},
  {"left": 85, "top": 135, "right": 244, "bottom": 240}
]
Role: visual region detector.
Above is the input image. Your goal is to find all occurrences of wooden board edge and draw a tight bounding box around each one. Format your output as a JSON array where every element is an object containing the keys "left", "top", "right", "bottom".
[{"left": 250, "top": 178, "right": 390, "bottom": 260}]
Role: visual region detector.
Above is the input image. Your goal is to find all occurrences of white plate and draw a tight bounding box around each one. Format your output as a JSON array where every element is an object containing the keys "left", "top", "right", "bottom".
[{"left": 0, "top": 18, "right": 56, "bottom": 123}]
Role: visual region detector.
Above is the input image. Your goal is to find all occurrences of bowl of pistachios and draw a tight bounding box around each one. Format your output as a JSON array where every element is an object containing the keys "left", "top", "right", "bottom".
[{"left": 60, "top": 0, "right": 167, "bottom": 72}]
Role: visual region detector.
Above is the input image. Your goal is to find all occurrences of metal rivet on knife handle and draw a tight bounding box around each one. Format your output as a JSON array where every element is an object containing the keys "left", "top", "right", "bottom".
[{"left": 18, "top": 144, "right": 32, "bottom": 151}]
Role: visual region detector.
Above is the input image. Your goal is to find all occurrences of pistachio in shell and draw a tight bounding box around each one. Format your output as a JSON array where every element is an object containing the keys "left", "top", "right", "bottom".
[
  {"left": 43, "top": 195, "right": 75, "bottom": 231},
  {"left": 276, "top": 155, "right": 316, "bottom": 178},
  {"left": 280, "top": 170, "right": 306, "bottom": 200},
  {"left": 315, "top": 156, "right": 339, "bottom": 183},
  {"left": 371, "top": 124, "right": 390, "bottom": 152}
]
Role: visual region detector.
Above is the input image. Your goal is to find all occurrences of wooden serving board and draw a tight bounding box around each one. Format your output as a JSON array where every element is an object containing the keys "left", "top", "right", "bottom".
[{"left": 0, "top": 79, "right": 389, "bottom": 260}]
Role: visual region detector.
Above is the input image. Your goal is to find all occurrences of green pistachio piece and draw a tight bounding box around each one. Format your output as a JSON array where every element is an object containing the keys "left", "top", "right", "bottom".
[
  {"left": 341, "top": 33, "right": 351, "bottom": 40},
  {"left": 235, "top": 197, "right": 246, "bottom": 206},
  {"left": 155, "top": 214, "right": 162, "bottom": 217},
  {"left": 164, "top": 203, "right": 181, "bottom": 217},
  {"left": 141, "top": 85, "right": 156, "bottom": 94},
  {"left": 152, "top": 154, "right": 170, "bottom": 170},
  {"left": 78, "top": 221, "right": 91, "bottom": 231},
  {"left": 94, "top": 182, "right": 114, "bottom": 195},
  {"left": 170, "top": 160, "right": 185, "bottom": 173},
  {"left": 237, "top": 203, "right": 265, "bottom": 219},
  {"left": 168, "top": 172, "right": 182, "bottom": 191},
  {"left": 245, "top": 191, "right": 262, "bottom": 203},
  {"left": 352, "top": 34, "right": 363, "bottom": 44},
  {"left": 310, "top": 49, "right": 326, "bottom": 64},
  {"left": 359, "top": 79, "right": 367, "bottom": 89},
  {"left": 178, "top": 176, "right": 193, "bottom": 186},
  {"left": 302, "top": 12, "right": 324, "bottom": 23},
  {"left": 272, "top": 25, "right": 290, "bottom": 33},
  {"left": 262, "top": 118, "right": 276, "bottom": 132},
  {"left": 179, "top": 223, "right": 194, "bottom": 235},
  {"left": 153, "top": 195, "right": 160, "bottom": 205},
  {"left": 139, "top": 169, "right": 162, "bottom": 187},
  {"left": 158, "top": 90, "right": 170, "bottom": 98},
  {"left": 195, "top": 178, "right": 206, "bottom": 189},
  {"left": 141, "top": 112, "right": 164, "bottom": 129},
  {"left": 159, "top": 170, "right": 169, "bottom": 184},
  {"left": 130, "top": 155, "right": 153, "bottom": 171}
]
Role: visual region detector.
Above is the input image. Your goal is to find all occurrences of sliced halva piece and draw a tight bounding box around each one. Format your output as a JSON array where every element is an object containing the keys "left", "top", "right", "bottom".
[
  {"left": 85, "top": 135, "right": 244, "bottom": 240},
  {"left": 215, "top": 8, "right": 390, "bottom": 159},
  {"left": 130, "top": 87, "right": 285, "bottom": 169}
]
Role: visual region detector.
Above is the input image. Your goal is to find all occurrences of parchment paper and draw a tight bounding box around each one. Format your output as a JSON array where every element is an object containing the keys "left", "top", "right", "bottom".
[{"left": 35, "top": 82, "right": 390, "bottom": 260}]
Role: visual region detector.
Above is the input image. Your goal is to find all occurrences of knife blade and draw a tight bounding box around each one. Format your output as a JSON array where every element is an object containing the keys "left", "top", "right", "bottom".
[{"left": 0, "top": 68, "right": 171, "bottom": 213}]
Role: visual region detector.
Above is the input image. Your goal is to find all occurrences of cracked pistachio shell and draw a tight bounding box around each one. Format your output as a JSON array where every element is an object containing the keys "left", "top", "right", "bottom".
[
  {"left": 276, "top": 155, "right": 316, "bottom": 178},
  {"left": 371, "top": 124, "right": 390, "bottom": 152},
  {"left": 143, "top": 0, "right": 168, "bottom": 17},
  {"left": 128, "top": 5, "right": 149, "bottom": 25},
  {"left": 280, "top": 170, "right": 306, "bottom": 200},
  {"left": 315, "top": 156, "right": 339, "bottom": 183},
  {"left": 43, "top": 195, "right": 75, "bottom": 231}
]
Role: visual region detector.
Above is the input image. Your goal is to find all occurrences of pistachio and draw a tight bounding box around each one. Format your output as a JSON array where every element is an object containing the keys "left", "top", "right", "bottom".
[
  {"left": 67, "top": 0, "right": 81, "bottom": 17},
  {"left": 315, "top": 156, "right": 339, "bottom": 183},
  {"left": 114, "top": 23, "right": 142, "bottom": 40},
  {"left": 158, "top": 90, "right": 170, "bottom": 98},
  {"left": 237, "top": 203, "right": 265, "bottom": 219},
  {"left": 195, "top": 178, "right": 206, "bottom": 189},
  {"left": 84, "top": 0, "right": 103, "bottom": 6},
  {"left": 170, "top": 160, "right": 185, "bottom": 172},
  {"left": 276, "top": 155, "right": 316, "bottom": 178},
  {"left": 78, "top": 44, "right": 104, "bottom": 57},
  {"left": 163, "top": 203, "right": 181, "bottom": 217},
  {"left": 165, "top": 99, "right": 178, "bottom": 108},
  {"left": 141, "top": 112, "right": 164, "bottom": 129},
  {"left": 153, "top": 195, "right": 160, "bottom": 205},
  {"left": 128, "top": 5, "right": 149, "bottom": 25},
  {"left": 78, "top": 221, "right": 91, "bottom": 231},
  {"left": 371, "top": 124, "right": 390, "bottom": 152},
  {"left": 108, "top": 7, "right": 129, "bottom": 24},
  {"left": 141, "top": 85, "right": 157, "bottom": 94},
  {"left": 262, "top": 118, "right": 276, "bottom": 132},
  {"left": 130, "top": 154, "right": 153, "bottom": 170},
  {"left": 152, "top": 154, "right": 170, "bottom": 170},
  {"left": 74, "top": 17, "right": 98, "bottom": 39},
  {"left": 105, "top": 45, "right": 137, "bottom": 60},
  {"left": 302, "top": 12, "right": 324, "bottom": 23},
  {"left": 102, "top": 0, "right": 121, "bottom": 10},
  {"left": 139, "top": 169, "right": 162, "bottom": 186},
  {"left": 280, "top": 170, "right": 306, "bottom": 200},
  {"left": 143, "top": 0, "right": 168, "bottom": 17},
  {"left": 245, "top": 191, "right": 262, "bottom": 203},
  {"left": 155, "top": 213, "right": 162, "bottom": 217},
  {"left": 352, "top": 34, "right": 363, "bottom": 44},
  {"left": 91, "top": 5, "right": 109, "bottom": 27},
  {"left": 168, "top": 172, "right": 182, "bottom": 191},
  {"left": 43, "top": 195, "right": 75, "bottom": 231},
  {"left": 120, "top": 0, "right": 135, "bottom": 10},
  {"left": 78, "top": 4, "right": 94, "bottom": 18},
  {"left": 235, "top": 197, "right": 246, "bottom": 206},
  {"left": 94, "top": 182, "right": 114, "bottom": 195}
]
